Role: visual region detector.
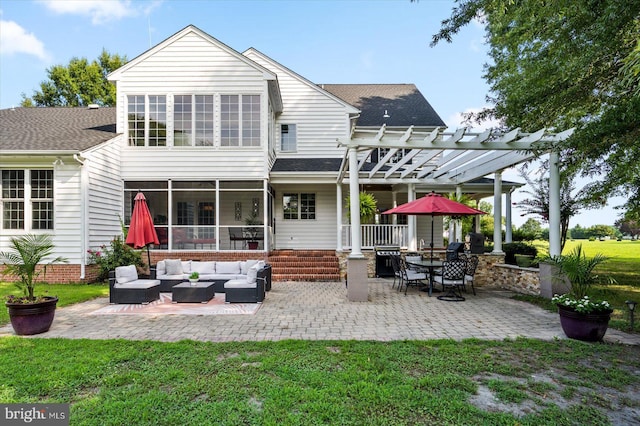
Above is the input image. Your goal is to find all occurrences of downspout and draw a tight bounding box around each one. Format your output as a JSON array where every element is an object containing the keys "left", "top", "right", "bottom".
[{"left": 73, "top": 154, "right": 88, "bottom": 279}]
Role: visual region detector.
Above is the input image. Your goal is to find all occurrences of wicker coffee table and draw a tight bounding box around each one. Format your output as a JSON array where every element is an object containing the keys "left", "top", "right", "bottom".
[{"left": 172, "top": 281, "right": 215, "bottom": 303}]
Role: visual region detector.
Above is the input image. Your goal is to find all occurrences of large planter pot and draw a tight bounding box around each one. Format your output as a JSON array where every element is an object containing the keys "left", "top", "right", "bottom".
[
  {"left": 5, "top": 296, "right": 58, "bottom": 336},
  {"left": 247, "top": 241, "right": 259, "bottom": 250},
  {"left": 557, "top": 304, "right": 612, "bottom": 342}
]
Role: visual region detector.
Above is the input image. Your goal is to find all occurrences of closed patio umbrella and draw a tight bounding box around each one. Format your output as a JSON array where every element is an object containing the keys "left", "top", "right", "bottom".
[
  {"left": 383, "top": 192, "right": 486, "bottom": 260},
  {"left": 125, "top": 191, "right": 159, "bottom": 269}
]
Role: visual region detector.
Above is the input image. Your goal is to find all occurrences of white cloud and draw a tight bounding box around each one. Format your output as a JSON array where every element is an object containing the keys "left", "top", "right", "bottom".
[
  {"left": 0, "top": 19, "right": 50, "bottom": 61},
  {"left": 39, "top": 0, "right": 136, "bottom": 25},
  {"left": 445, "top": 107, "right": 501, "bottom": 131}
]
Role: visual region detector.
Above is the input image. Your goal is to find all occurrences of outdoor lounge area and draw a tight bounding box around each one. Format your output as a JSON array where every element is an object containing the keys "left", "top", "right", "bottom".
[{"left": 109, "top": 261, "right": 272, "bottom": 305}]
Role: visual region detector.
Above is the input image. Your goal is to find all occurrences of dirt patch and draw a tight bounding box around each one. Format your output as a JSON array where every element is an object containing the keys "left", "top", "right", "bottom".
[{"left": 469, "top": 372, "right": 640, "bottom": 425}]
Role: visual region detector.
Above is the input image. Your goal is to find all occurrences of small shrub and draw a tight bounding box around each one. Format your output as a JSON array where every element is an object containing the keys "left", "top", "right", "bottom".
[
  {"left": 87, "top": 235, "right": 143, "bottom": 281},
  {"left": 503, "top": 242, "right": 538, "bottom": 265}
]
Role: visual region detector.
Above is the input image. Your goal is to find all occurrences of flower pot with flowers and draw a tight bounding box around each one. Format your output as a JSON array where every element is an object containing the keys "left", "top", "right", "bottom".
[
  {"left": 1, "top": 234, "right": 68, "bottom": 335},
  {"left": 549, "top": 244, "right": 614, "bottom": 342}
]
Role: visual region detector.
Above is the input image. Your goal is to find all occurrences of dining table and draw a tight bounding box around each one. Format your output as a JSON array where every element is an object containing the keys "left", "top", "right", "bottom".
[{"left": 406, "top": 258, "right": 444, "bottom": 296}]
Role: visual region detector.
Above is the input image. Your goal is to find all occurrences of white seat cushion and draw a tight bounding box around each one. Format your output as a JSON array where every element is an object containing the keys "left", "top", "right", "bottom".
[
  {"left": 192, "top": 261, "right": 216, "bottom": 274},
  {"left": 224, "top": 279, "right": 256, "bottom": 289},
  {"left": 216, "top": 261, "right": 241, "bottom": 275},
  {"left": 115, "top": 279, "right": 160, "bottom": 289}
]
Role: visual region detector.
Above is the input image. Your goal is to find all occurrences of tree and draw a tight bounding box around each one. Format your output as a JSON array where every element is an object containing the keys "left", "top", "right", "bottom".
[
  {"left": 615, "top": 211, "right": 640, "bottom": 238},
  {"left": 21, "top": 49, "right": 127, "bottom": 107},
  {"left": 432, "top": 0, "right": 640, "bottom": 215},
  {"left": 515, "top": 170, "right": 595, "bottom": 251},
  {"left": 570, "top": 224, "right": 588, "bottom": 240},
  {"left": 515, "top": 218, "right": 542, "bottom": 241}
]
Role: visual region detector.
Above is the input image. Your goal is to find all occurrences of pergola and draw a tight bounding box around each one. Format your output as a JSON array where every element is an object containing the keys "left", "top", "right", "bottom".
[{"left": 337, "top": 125, "right": 572, "bottom": 301}]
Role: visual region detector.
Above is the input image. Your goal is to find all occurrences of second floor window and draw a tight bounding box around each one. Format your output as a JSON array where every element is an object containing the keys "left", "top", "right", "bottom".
[
  {"left": 128, "top": 94, "right": 258, "bottom": 147},
  {"left": 127, "top": 95, "right": 167, "bottom": 147},
  {"left": 280, "top": 124, "right": 297, "bottom": 152},
  {"left": 221, "top": 94, "right": 261, "bottom": 147},
  {"left": 174, "top": 94, "right": 215, "bottom": 147}
]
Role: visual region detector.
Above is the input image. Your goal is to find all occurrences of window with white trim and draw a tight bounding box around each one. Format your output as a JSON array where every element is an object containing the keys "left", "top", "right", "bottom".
[
  {"left": 283, "top": 193, "right": 315, "bottom": 220},
  {"left": 127, "top": 95, "right": 167, "bottom": 147},
  {"left": 1, "top": 169, "right": 54, "bottom": 230},
  {"left": 221, "top": 94, "right": 260, "bottom": 147},
  {"left": 280, "top": 124, "right": 297, "bottom": 152}
]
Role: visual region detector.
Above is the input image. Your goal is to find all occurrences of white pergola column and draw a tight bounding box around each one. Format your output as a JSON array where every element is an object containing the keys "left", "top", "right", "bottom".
[
  {"left": 347, "top": 146, "right": 367, "bottom": 302},
  {"left": 548, "top": 151, "right": 562, "bottom": 257},
  {"left": 391, "top": 190, "right": 398, "bottom": 225},
  {"left": 348, "top": 147, "right": 362, "bottom": 257},
  {"left": 407, "top": 183, "right": 416, "bottom": 250},
  {"left": 492, "top": 170, "right": 503, "bottom": 253},
  {"left": 336, "top": 183, "right": 343, "bottom": 251},
  {"left": 505, "top": 187, "right": 513, "bottom": 243}
]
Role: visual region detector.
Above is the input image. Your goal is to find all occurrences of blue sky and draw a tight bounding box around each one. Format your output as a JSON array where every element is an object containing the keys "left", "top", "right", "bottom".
[{"left": 0, "top": 0, "right": 624, "bottom": 228}]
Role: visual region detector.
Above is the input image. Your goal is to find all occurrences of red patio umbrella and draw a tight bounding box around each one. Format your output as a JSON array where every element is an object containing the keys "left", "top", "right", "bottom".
[
  {"left": 125, "top": 191, "right": 159, "bottom": 268},
  {"left": 383, "top": 192, "right": 486, "bottom": 260}
]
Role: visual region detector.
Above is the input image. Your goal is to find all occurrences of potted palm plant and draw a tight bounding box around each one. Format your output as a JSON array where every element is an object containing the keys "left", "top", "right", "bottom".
[
  {"left": 549, "top": 244, "right": 613, "bottom": 342},
  {"left": 1, "top": 234, "right": 68, "bottom": 335}
]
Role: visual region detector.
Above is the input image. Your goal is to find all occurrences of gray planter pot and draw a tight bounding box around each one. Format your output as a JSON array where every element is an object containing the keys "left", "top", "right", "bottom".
[{"left": 539, "top": 261, "right": 571, "bottom": 299}]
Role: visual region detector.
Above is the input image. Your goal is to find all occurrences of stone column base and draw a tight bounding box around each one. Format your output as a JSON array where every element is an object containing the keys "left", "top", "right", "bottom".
[{"left": 347, "top": 256, "right": 368, "bottom": 302}]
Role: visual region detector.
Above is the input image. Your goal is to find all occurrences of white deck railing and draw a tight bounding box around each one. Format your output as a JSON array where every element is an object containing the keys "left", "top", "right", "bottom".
[{"left": 342, "top": 225, "right": 408, "bottom": 249}]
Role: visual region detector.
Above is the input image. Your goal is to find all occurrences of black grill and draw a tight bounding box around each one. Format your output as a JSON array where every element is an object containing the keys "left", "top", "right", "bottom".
[
  {"left": 375, "top": 246, "right": 400, "bottom": 278},
  {"left": 446, "top": 242, "right": 465, "bottom": 261}
]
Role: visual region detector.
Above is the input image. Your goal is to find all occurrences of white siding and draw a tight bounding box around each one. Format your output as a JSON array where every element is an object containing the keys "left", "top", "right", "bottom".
[
  {"left": 272, "top": 184, "right": 336, "bottom": 249},
  {"left": 121, "top": 149, "right": 268, "bottom": 180},
  {"left": 115, "top": 32, "right": 267, "bottom": 133},
  {"left": 244, "top": 51, "right": 352, "bottom": 159},
  {"left": 51, "top": 165, "right": 83, "bottom": 262},
  {"left": 85, "top": 139, "right": 123, "bottom": 250},
  {"left": 114, "top": 31, "right": 273, "bottom": 180}
]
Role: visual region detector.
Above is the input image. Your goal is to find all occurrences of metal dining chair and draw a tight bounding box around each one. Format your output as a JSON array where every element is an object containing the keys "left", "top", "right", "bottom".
[
  {"left": 433, "top": 258, "right": 467, "bottom": 301},
  {"left": 464, "top": 255, "right": 479, "bottom": 295},
  {"left": 399, "top": 257, "right": 428, "bottom": 295}
]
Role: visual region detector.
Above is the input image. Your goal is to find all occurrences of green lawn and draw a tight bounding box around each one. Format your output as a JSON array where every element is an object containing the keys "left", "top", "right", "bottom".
[
  {"left": 0, "top": 337, "right": 638, "bottom": 425},
  {"left": 519, "top": 239, "right": 640, "bottom": 331},
  {"left": 0, "top": 282, "right": 108, "bottom": 326}
]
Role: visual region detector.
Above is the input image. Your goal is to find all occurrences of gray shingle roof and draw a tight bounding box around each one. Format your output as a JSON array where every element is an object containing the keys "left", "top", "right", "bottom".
[
  {"left": 0, "top": 107, "right": 117, "bottom": 152},
  {"left": 271, "top": 158, "right": 342, "bottom": 172},
  {"left": 320, "top": 84, "right": 446, "bottom": 128}
]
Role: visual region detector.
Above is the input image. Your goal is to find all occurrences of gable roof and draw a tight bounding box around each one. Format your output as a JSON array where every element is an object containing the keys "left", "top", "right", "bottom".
[
  {"left": 108, "top": 25, "right": 278, "bottom": 82},
  {"left": 320, "top": 84, "right": 445, "bottom": 128},
  {"left": 0, "top": 107, "right": 117, "bottom": 152},
  {"left": 243, "top": 48, "right": 359, "bottom": 115}
]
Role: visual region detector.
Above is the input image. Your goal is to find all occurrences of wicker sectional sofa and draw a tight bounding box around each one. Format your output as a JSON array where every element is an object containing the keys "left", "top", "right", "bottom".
[{"left": 153, "top": 259, "right": 270, "bottom": 293}]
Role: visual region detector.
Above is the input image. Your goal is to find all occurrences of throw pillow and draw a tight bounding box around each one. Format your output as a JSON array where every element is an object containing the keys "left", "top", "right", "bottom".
[
  {"left": 164, "top": 259, "right": 183, "bottom": 275},
  {"left": 247, "top": 264, "right": 259, "bottom": 284},
  {"left": 241, "top": 259, "right": 259, "bottom": 274},
  {"left": 192, "top": 261, "right": 216, "bottom": 274},
  {"left": 115, "top": 265, "right": 138, "bottom": 284}
]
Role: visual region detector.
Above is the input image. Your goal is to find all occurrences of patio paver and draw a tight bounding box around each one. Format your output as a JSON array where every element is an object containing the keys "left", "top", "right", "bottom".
[{"left": 1, "top": 279, "right": 638, "bottom": 345}]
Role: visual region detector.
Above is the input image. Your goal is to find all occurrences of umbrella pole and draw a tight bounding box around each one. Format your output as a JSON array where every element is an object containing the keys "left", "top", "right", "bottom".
[
  {"left": 430, "top": 215, "right": 434, "bottom": 260},
  {"left": 146, "top": 246, "right": 152, "bottom": 272}
]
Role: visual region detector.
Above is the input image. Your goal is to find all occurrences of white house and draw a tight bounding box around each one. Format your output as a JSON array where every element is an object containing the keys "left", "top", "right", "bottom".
[{"left": 2, "top": 25, "right": 561, "bottom": 283}]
